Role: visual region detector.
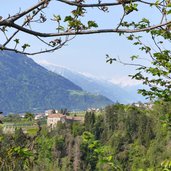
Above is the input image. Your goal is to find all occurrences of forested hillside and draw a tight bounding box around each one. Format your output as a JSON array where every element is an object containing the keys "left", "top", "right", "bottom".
[{"left": 1, "top": 102, "right": 171, "bottom": 171}]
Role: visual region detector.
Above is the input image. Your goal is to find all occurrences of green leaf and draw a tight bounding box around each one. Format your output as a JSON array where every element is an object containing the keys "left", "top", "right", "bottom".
[
  {"left": 22, "top": 44, "right": 30, "bottom": 51},
  {"left": 87, "top": 21, "right": 98, "bottom": 28},
  {"left": 14, "top": 39, "right": 19, "bottom": 44},
  {"left": 141, "top": 18, "right": 150, "bottom": 24},
  {"left": 167, "top": 3, "right": 171, "bottom": 7},
  {"left": 64, "top": 16, "right": 73, "bottom": 22},
  {"left": 167, "top": 10, "right": 171, "bottom": 15},
  {"left": 131, "top": 55, "right": 139, "bottom": 60},
  {"left": 53, "top": 15, "right": 61, "bottom": 22},
  {"left": 127, "top": 34, "right": 134, "bottom": 40},
  {"left": 57, "top": 26, "right": 65, "bottom": 31}
]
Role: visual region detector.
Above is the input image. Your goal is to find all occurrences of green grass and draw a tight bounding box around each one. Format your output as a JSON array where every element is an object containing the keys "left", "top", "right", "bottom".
[
  {"left": 69, "top": 90, "right": 87, "bottom": 96},
  {"left": 3, "top": 120, "right": 46, "bottom": 135},
  {"left": 26, "top": 127, "right": 39, "bottom": 136},
  {"left": 69, "top": 90, "right": 100, "bottom": 97}
]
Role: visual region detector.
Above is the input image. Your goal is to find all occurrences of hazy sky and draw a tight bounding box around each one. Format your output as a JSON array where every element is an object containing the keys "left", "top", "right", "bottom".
[{"left": 1, "top": 0, "right": 158, "bottom": 86}]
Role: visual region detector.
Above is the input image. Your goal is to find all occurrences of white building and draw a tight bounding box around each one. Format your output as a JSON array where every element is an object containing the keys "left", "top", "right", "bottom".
[
  {"left": 35, "top": 113, "right": 45, "bottom": 120},
  {"left": 47, "top": 114, "right": 84, "bottom": 129},
  {"left": 47, "top": 114, "right": 66, "bottom": 129}
]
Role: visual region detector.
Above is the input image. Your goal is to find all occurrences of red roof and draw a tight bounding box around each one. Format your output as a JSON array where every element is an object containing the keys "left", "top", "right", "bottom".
[{"left": 48, "top": 114, "right": 65, "bottom": 118}]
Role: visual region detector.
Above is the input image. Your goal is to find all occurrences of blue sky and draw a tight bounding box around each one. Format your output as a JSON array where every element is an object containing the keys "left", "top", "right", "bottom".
[{"left": 0, "top": 0, "right": 158, "bottom": 86}]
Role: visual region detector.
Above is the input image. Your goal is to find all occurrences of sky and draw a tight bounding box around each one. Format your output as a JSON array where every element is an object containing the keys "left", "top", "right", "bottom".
[{"left": 0, "top": 0, "right": 159, "bottom": 86}]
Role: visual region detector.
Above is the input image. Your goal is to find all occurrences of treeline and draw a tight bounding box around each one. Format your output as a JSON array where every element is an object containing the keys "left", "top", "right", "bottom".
[{"left": 0, "top": 102, "right": 171, "bottom": 171}]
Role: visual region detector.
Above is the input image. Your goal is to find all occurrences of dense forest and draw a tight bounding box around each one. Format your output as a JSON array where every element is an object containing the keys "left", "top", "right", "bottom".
[{"left": 0, "top": 102, "right": 171, "bottom": 171}]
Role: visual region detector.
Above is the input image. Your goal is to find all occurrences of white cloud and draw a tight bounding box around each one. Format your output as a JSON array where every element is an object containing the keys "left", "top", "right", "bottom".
[
  {"left": 37, "top": 60, "right": 101, "bottom": 79},
  {"left": 109, "top": 76, "right": 142, "bottom": 87},
  {"left": 36, "top": 59, "right": 142, "bottom": 87},
  {"left": 36, "top": 59, "right": 75, "bottom": 72},
  {"left": 36, "top": 59, "right": 64, "bottom": 68}
]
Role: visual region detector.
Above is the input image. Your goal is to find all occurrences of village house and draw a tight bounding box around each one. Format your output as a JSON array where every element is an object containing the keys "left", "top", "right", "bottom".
[
  {"left": 47, "top": 113, "right": 84, "bottom": 129},
  {"left": 132, "top": 102, "right": 153, "bottom": 109},
  {"left": 35, "top": 113, "right": 45, "bottom": 120}
]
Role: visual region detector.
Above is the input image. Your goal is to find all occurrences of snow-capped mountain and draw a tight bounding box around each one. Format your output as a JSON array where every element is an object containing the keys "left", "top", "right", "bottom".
[{"left": 38, "top": 61, "right": 146, "bottom": 104}]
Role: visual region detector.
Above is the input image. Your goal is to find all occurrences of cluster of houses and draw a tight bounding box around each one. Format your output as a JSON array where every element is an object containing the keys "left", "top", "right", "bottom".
[
  {"left": 132, "top": 102, "right": 153, "bottom": 109},
  {"left": 36, "top": 109, "right": 84, "bottom": 129},
  {"left": 1, "top": 109, "right": 84, "bottom": 133},
  {"left": 47, "top": 113, "right": 84, "bottom": 129},
  {"left": 1, "top": 102, "right": 154, "bottom": 132}
]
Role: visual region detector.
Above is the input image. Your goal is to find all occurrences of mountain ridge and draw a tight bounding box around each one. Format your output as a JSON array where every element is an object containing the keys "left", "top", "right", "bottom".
[
  {"left": 39, "top": 61, "right": 146, "bottom": 104},
  {"left": 0, "top": 51, "right": 113, "bottom": 114}
]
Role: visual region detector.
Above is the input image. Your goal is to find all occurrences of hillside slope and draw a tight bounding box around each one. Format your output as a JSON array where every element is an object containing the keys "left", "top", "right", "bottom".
[{"left": 0, "top": 51, "right": 113, "bottom": 113}]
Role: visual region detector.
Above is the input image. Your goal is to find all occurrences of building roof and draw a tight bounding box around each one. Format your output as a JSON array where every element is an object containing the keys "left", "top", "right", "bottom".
[
  {"left": 48, "top": 114, "right": 84, "bottom": 122},
  {"left": 48, "top": 113, "right": 66, "bottom": 118}
]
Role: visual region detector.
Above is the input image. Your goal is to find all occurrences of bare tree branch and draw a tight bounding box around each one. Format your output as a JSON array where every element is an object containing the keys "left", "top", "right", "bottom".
[
  {"left": 3, "top": 6, "right": 44, "bottom": 47},
  {"left": 0, "top": 20, "right": 170, "bottom": 38},
  {"left": 57, "top": 0, "right": 166, "bottom": 8},
  {"left": 8, "top": 0, "right": 49, "bottom": 22},
  {"left": 0, "top": 0, "right": 170, "bottom": 55},
  {"left": 116, "top": 56, "right": 146, "bottom": 67},
  {"left": 0, "top": 35, "right": 74, "bottom": 55}
]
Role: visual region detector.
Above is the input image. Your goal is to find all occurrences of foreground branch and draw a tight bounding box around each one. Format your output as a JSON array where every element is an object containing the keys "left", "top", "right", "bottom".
[
  {"left": 57, "top": 0, "right": 165, "bottom": 8},
  {"left": 0, "top": 0, "right": 169, "bottom": 55},
  {"left": 1, "top": 20, "right": 170, "bottom": 37}
]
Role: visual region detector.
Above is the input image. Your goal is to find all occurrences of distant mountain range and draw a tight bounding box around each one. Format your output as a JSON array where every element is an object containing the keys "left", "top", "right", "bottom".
[
  {"left": 0, "top": 51, "right": 113, "bottom": 114},
  {"left": 39, "top": 62, "right": 146, "bottom": 104}
]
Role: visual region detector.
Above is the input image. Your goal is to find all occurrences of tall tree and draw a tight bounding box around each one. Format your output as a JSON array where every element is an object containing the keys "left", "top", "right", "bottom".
[{"left": 24, "top": 112, "right": 34, "bottom": 121}]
